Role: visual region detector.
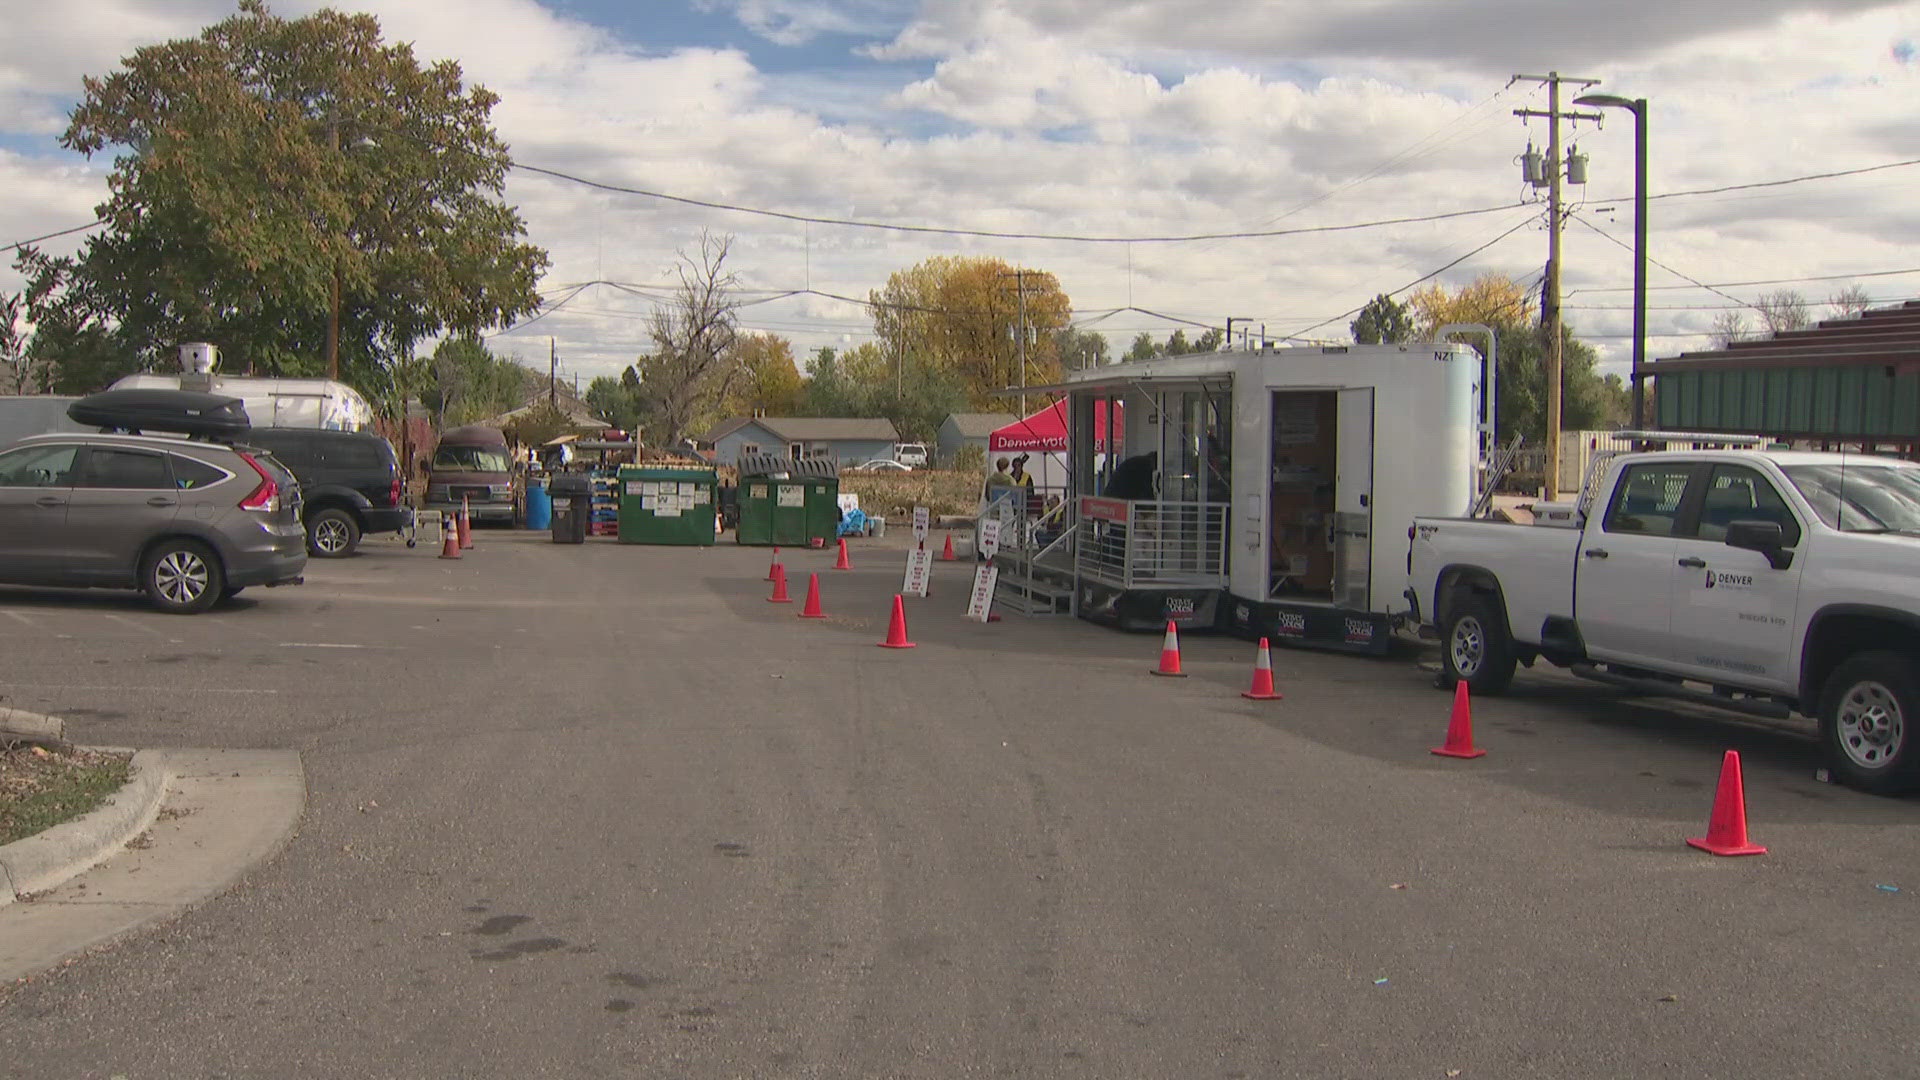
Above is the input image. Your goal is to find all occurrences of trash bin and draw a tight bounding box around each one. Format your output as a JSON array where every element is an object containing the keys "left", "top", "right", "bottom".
[
  {"left": 734, "top": 455, "right": 839, "bottom": 547},
  {"left": 616, "top": 465, "right": 718, "bottom": 545},
  {"left": 548, "top": 475, "right": 590, "bottom": 544},
  {"left": 524, "top": 479, "right": 552, "bottom": 531}
]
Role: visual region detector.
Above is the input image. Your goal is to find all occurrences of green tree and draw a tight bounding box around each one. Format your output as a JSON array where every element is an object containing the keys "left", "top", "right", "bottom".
[
  {"left": 427, "top": 333, "right": 536, "bottom": 426},
  {"left": 869, "top": 256, "right": 1072, "bottom": 406},
  {"left": 720, "top": 332, "right": 803, "bottom": 417},
  {"left": 1124, "top": 332, "right": 1158, "bottom": 362},
  {"left": 1412, "top": 274, "right": 1624, "bottom": 442},
  {"left": 502, "top": 401, "right": 585, "bottom": 448},
  {"left": 1350, "top": 293, "right": 1414, "bottom": 344},
  {"left": 44, "top": 0, "right": 547, "bottom": 390},
  {"left": 585, "top": 367, "right": 648, "bottom": 435},
  {"left": 1054, "top": 326, "right": 1110, "bottom": 371}
]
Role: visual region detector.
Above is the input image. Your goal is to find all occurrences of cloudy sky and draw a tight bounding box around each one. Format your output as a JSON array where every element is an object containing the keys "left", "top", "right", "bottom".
[{"left": 3, "top": 0, "right": 1916, "bottom": 386}]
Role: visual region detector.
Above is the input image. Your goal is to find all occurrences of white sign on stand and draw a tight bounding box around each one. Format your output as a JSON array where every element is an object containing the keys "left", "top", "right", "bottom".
[
  {"left": 912, "top": 505, "right": 930, "bottom": 543},
  {"left": 965, "top": 564, "right": 998, "bottom": 622},
  {"left": 902, "top": 547, "right": 933, "bottom": 597},
  {"left": 978, "top": 518, "right": 1002, "bottom": 560}
]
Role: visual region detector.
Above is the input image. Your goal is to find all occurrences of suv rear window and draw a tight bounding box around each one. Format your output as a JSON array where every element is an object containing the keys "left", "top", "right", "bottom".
[
  {"left": 329, "top": 437, "right": 392, "bottom": 470},
  {"left": 78, "top": 447, "right": 173, "bottom": 490},
  {"left": 170, "top": 455, "right": 230, "bottom": 490}
]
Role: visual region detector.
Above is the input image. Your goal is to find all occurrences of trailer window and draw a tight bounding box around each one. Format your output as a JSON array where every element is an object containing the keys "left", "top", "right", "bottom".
[{"left": 1603, "top": 463, "right": 1693, "bottom": 537}]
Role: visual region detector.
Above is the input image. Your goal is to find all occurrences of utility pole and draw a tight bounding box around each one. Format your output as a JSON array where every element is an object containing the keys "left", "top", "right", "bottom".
[
  {"left": 326, "top": 118, "right": 341, "bottom": 382},
  {"left": 1514, "top": 72, "right": 1600, "bottom": 497},
  {"left": 1000, "top": 269, "right": 1045, "bottom": 416},
  {"left": 549, "top": 337, "right": 557, "bottom": 408}
]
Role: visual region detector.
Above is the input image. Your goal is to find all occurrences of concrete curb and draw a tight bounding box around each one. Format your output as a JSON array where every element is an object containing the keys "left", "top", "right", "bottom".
[{"left": 0, "top": 748, "right": 172, "bottom": 907}]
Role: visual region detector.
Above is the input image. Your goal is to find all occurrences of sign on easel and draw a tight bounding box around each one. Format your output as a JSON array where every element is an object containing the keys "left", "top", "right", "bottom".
[
  {"left": 911, "top": 505, "right": 930, "bottom": 543},
  {"left": 965, "top": 564, "right": 998, "bottom": 622},
  {"left": 978, "top": 518, "right": 1001, "bottom": 560},
  {"left": 902, "top": 547, "right": 932, "bottom": 597}
]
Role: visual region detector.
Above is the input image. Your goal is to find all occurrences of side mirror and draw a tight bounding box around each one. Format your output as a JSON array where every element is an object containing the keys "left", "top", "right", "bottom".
[{"left": 1725, "top": 519, "right": 1793, "bottom": 570}]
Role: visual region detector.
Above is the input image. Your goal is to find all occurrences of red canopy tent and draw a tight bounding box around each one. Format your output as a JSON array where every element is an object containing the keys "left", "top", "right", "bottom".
[{"left": 988, "top": 400, "right": 1119, "bottom": 454}]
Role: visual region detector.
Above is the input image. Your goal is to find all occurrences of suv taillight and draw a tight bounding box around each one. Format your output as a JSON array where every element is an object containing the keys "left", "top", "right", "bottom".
[
  {"left": 236, "top": 451, "right": 279, "bottom": 512},
  {"left": 388, "top": 475, "right": 402, "bottom": 507}
]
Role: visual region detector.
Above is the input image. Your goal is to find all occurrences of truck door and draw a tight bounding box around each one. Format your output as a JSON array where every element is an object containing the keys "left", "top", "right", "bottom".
[
  {"left": 1574, "top": 460, "right": 1700, "bottom": 667},
  {"left": 1334, "top": 388, "right": 1374, "bottom": 610},
  {"left": 1665, "top": 463, "right": 1805, "bottom": 691}
]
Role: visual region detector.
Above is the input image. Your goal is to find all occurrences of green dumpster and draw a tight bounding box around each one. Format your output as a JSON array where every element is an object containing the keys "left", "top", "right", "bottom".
[
  {"left": 735, "top": 455, "right": 840, "bottom": 547},
  {"left": 617, "top": 465, "right": 718, "bottom": 545}
]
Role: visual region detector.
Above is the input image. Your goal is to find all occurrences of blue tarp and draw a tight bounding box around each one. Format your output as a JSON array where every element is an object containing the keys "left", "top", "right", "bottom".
[{"left": 837, "top": 507, "right": 869, "bottom": 536}]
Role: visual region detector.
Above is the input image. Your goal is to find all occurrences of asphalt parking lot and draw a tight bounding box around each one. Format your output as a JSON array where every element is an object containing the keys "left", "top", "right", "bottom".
[{"left": 1, "top": 528, "right": 1915, "bottom": 1078}]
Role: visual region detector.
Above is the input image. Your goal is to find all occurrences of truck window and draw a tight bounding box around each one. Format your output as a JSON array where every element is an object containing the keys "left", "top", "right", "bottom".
[
  {"left": 1693, "top": 465, "right": 1800, "bottom": 546},
  {"left": 1602, "top": 463, "right": 1694, "bottom": 537}
]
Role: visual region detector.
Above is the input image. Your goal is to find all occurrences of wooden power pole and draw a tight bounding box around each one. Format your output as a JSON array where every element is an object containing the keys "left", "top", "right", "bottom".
[{"left": 1514, "top": 72, "right": 1600, "bottom": 496}]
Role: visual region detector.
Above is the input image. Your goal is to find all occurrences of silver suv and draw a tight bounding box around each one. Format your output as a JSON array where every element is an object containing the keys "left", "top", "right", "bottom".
[{"left": 0, "top": 431, "right": 308, "bottom": 613}]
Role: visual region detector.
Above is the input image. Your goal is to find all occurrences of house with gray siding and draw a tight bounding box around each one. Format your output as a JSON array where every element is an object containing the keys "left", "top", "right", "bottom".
[
  {"left": 702, "top": 417, "right": 901, "bottom": 467},
  {"left": 937, "top": 412, "right": 1016, "bottom": 466}
]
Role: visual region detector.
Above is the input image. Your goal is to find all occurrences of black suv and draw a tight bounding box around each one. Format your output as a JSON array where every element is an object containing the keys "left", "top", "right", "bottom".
[{"left": 242, "top": 428, "right": 406, "bottom": 558}]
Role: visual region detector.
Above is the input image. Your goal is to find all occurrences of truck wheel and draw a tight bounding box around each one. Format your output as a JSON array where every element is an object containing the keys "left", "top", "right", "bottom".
[
  {"left": 1441, "top": 594, "right": 1516, "bottom": 695},
  {"left": 1819, "top": 652, "right": 1920, "bottom": 795},
  {"left": 143, "top": 539, "right": 224, "bottom": 615},
  {"left": 308, "top": 508, "right": 360, "bottom": 558}
]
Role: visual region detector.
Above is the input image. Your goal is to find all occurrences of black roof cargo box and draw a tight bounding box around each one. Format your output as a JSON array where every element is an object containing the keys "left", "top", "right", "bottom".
[{"left": 67, "top": 389, "right": 252, "bottom": 440}]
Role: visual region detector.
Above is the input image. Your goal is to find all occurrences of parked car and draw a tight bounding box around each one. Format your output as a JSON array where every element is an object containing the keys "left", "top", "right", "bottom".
[
  {"left": 849, "top": 459, "right": 913, "bottom": 472},
  {"left": 427, "top": 425, "right": 515, "bottom": 525},
  {"left": 893, "top": 442, "right": 930, "bottom": 468},
  {"left": 242, "top": 427, "right": 406, "bottom": 557},
  {"left": 0, "top": 390, "right": 307, "bottom": 614},
  {"left": 1410, "top": 447, "right": 1920, "bottom": 794}
]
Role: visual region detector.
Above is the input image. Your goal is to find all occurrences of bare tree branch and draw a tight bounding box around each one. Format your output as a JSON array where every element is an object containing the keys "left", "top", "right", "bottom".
[{"left": 638, "top": 232, "right": 741, "bottom": 447}]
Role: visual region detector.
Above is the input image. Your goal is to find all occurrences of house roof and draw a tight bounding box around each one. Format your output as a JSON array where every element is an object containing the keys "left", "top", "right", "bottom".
[
  {"left": 942, "top": 412, "right": 1018, "bottom": 437},
  {"left": 702, "top": 416, "right": 900, "bottom": 442},
  {"left": 1649, "top": 300, "right": 1920, "bottom": 373}
]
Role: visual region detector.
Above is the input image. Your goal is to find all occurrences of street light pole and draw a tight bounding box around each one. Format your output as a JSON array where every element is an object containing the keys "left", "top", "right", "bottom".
[{"left": 1576, "top": 93, "right": 1649, "bottom": 430}]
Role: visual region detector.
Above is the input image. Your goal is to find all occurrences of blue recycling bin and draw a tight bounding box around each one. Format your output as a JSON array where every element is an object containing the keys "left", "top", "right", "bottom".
[{"left": 524, "top": 479, "right": 552, "bottom": 530}]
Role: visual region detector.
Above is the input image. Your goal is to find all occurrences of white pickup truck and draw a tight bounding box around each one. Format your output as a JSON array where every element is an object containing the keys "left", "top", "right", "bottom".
[{"left": 1409, "top": 448, "right": 1920, "bottom": 794}]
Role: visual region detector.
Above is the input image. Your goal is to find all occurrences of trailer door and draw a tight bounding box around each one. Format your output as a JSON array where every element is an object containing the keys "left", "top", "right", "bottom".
[{"left": 1334, "top": 388, "right": 1374, "bottom": 610}]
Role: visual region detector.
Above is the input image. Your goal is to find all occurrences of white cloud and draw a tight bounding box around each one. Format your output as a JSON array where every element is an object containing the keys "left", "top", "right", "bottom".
[{"left": 2, "top": 0, "right": 1918, "bottom": 385}]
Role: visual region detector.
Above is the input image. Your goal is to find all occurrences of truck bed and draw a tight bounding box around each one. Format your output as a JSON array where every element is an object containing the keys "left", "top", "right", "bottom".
[{"left": 1411, "top": 516, "right": 1580, "bottom": 645}]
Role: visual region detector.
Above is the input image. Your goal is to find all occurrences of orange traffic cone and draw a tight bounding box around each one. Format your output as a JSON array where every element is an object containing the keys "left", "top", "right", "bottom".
[
  {"left": 941, "top": 533, "right": 956, "bottom": 561},
  {"left": 834, "top": 537, "right": 852, "bottom": 570},
  {"left": 767, "top": 563, "right": 792, "bottom": 603},
  {"left": 437, "top": 513, "right": 461, "bottom": 560},
  {"left": 1686, "top": 750, "right": 1767, "bottom": 856},
  {"left": 798, "top": 573, "right": 827, "bottom": 619},
  {"left": 1430, "top": 681, "right": 1487, "bottom": 758},
  {"left": 878, "top": 594, "right": 916, "bottom": 648},
  {"left": 766, "top": 546, "right": 782, "bottom": 581},
  {"left": 1151, "top": 620, "right": 1187, "bottom": 677},
  {"left": 458, "top": 495, "right": 474, "bottom": 549},
  {"left": 1242, "top": 638, "right": 1284, "bottom": 700}
]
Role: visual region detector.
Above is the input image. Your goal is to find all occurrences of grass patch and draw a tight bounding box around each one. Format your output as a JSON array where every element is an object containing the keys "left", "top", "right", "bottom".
[
  {"left": 840, "top": 469, "right": 983, "bottom": 520},
  {"left": 0, "top": 746, "right": 133, "bottom": 847}
]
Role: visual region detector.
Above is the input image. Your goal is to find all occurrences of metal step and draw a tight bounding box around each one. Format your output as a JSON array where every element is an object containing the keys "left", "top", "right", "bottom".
[{"left": 994, "top": 574, "right": 1074, "bottom": 616}]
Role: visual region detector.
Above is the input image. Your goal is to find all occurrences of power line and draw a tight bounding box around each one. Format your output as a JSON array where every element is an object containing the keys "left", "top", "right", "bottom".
[
  {"left": 1568, "top": 213, "right": 1757, "bottom": 310},
  {"left": 1563, "top": 217, "right": 1920, "bottom": 294},
  {"left": 507, "top": 155, "right": 1533, "bottom": 244},
  {"left": 1, "top": 219, "right": 106, "bottom": 253},
  {"left": 1587, "top": 157, "right": 1920, "bottom": 207},
  {"left": 1287, "top": 212, "right": 1541, "bottom": 338}
]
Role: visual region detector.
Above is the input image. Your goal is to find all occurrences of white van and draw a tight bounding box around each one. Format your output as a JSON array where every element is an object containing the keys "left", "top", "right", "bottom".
[{"left": 894, "top": 442, "right": 929, "bottom": 468}]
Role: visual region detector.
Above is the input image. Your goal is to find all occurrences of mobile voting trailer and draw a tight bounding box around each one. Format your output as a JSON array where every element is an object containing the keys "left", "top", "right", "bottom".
[{"left": 1045, "top": 336, "right": 1492, "bottom": 654}]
